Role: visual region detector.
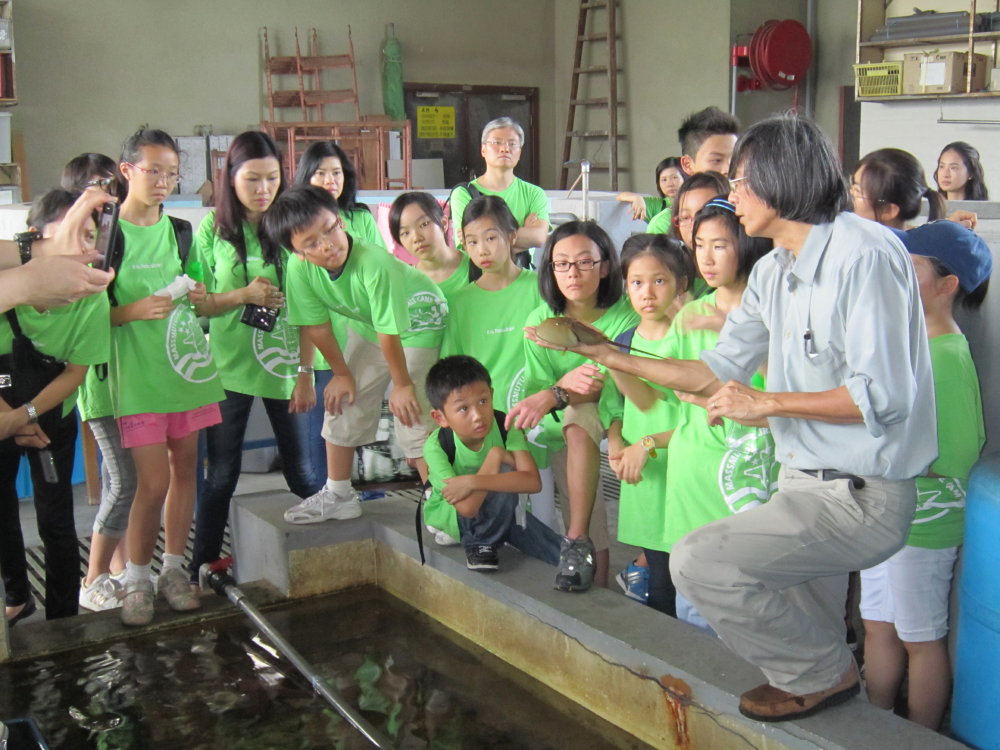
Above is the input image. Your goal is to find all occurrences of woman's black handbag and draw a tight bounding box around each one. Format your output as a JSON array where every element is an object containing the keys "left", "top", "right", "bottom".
[{"left": 0, "top": 309, "right": 66, "bottom": 448}]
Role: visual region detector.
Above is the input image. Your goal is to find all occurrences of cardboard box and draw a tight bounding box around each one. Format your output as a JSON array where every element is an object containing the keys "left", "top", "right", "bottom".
[{"left": 903, "top": 52, "right": 989, "bottom": 95}]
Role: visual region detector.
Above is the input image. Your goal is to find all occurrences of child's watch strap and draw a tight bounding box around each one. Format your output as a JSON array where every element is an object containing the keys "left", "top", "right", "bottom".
[
  {"left": 641, "top": 435, "right": 657, "bottom": 458},
  {"left": 550, "top": 384, "right": 570, "bottom": 411}
]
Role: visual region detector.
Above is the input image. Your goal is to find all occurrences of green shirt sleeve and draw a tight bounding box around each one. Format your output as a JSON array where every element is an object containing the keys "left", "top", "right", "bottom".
[
  {"left": 449, "top": 185, "right": 475, "bottom": 248},
  {"left": 423, "top": 428, "right": 461, "bottom": 539},
  {"left": 646, "top": 207, "right": 672, "bottom": 234}
]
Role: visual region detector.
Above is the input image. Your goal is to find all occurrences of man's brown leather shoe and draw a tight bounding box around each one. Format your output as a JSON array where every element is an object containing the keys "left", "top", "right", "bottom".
[{"left": 739, "top": 667, "right": 860, "bottom": 722}]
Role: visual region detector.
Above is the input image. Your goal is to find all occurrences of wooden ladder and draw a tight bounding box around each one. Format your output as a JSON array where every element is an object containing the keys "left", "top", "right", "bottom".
[
  {"left": 263, "top": 26, "right": 361, "bottom": 123},
  {"left": 560, "top": 0, "right": 623, "bottom": 190}
]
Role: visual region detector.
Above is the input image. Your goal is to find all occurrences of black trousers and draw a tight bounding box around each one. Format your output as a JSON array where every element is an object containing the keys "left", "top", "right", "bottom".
[{"left": 0, "top": 410, "right": 79, "bottom": 619}]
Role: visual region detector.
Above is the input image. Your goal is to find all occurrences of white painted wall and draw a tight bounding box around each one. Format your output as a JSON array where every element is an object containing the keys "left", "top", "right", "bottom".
[{"left": 860, "top": 100, "right": 999, "bottom": 196}]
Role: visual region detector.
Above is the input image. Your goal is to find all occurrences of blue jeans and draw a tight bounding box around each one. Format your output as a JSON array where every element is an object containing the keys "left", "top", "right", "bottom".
[
  {"left": 307, "top": 369, "right": 333, "bottom": 484},
  {"left": 191, "top": 390, "right": 321, "bottom": 578},
  {"left": 457, "top": 490, "right": 562, "bottom": 566}
]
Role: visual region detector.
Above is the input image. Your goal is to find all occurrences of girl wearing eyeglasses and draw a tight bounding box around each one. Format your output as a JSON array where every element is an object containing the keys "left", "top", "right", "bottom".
[
  {"left": 111, "top": 128, "right": 224, "bottom": 626},
  {"left": 505, "top": 221, "right": 637, "bottom": 593}
]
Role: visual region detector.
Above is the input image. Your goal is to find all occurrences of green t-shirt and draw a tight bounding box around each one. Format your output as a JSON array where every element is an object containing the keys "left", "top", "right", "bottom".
[
  {"left": 110, "top": 215, "right": 224, "bottom": 417},
  {"left": 315, "top": 208, "right": 388, "bottom": 371},
  {"left": 432, "top": 254, "right": 471, "bottom": 304},
  {"left": 192, "top": 212, "right": 300, "bottom": 399},
  {"left": 450, "top": 177, "right": 549, "bottom": 249},
  {"left": 661, "top": 293, "right": 779, "bottom": 551},
  {"left": 342, "top": 207, "right": 386, "bottom": 249},
  {"left": 285, "top": 238, "right": 447, "bottom": 349},
  {"left": 909, "top": 333, "right": 983, "bottom": 549},
  {"left": 605, "top": 330, "right": 679, "bottom": 551},
  {"left": 423, "top": 418, "right": 529, "bottom": 539},
  {"left": 1, "top": 293, "right": 110, "bottom": 417},
  {"left": 643, "top": 196, "right": 670, "bottom": 221},
  {"left": 646, "top": 207, "right": 672, "bottom": 235},
  {"left": 442, "top": 269, "right": 540, "bottom": 412},
  {"left": 77, "top": 366, "right": 113, "bottom": 421},
  {"left": 521, "top": 296, "right": 639, "bottom": 456}
]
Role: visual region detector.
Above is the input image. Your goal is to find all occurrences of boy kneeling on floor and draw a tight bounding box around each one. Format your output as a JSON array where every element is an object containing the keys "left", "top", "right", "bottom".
[{"left": 423, "top": 355, "right": 562, "bottom": 571}]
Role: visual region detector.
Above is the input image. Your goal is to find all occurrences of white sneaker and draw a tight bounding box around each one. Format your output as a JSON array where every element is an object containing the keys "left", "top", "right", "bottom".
[
  {"left": 284, "top": 487, "right": 362, "bottom": 524},
  {"left": 425, "top": 525, "right": 460, "bottom": 547},
  {"left": 79, "top": 573, "right": 123, "bottom": 612}
]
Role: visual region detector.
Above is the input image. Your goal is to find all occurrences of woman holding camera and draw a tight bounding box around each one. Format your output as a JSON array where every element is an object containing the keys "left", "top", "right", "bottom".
[{"left": 189, "top": 131, "right": 321, "bottom": 583}]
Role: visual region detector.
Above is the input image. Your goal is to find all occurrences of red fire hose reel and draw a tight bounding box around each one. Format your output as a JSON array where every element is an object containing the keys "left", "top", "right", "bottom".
[{"left": 732, "top": 19, "right": 812, "bottom": 97}]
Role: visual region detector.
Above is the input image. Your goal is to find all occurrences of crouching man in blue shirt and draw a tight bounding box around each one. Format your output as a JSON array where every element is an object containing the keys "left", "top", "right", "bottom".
[{"left": 526, "top": 114, "right": 937, "bottom": 722}]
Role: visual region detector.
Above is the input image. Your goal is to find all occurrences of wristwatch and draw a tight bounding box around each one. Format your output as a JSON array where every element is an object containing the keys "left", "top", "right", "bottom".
[
  {"left": 14, "top": 230, "right": 43, "bottom": 265},
  {"left": 296, "top": 365, "right": 315, "bottom": 375},
  {"left": 23, "top": 401, "right": 38, "bottom": 424},
  {"left": 550, "top": 384, "right": 570, "bottom": 411},
  {"left": 641, "top": 435, "right": 657, "bottom": 458}
]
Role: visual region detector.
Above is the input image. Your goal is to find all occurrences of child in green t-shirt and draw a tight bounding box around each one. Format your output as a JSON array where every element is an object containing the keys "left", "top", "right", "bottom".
[
  {"left": 293, "top": 141, "right": 388, "bottom": 497},
  {"left": 0, "top": 188, "right": 110, "bottom": 624},
  {"left": 604, "top": 234, "right": 695, "bottom": 615},
  {"left": 665, "top": 198, "right": 776, "bottom": 629},
  {"left": 858, "top": 218, "right": 990, "bottom": 731},
  {"left": 506, "top": 221, "right": 638, "bottom": 593},
  {"left": 424, "top": 355, "right": 560, "bottom": 571},
  {"left": 389, "top": 192, "right": 469, "bottom": 302},
  {"left": 111, "top": 129, "right": 224, "bottom": 627},
  {"left": 266, "top": 186, "right": 446, "bottom": 525},
  {"left": 615, "top": 156, "right": 682, "bottom": 222}
]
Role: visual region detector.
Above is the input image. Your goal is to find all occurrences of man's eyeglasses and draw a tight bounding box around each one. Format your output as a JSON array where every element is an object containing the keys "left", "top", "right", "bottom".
[{"left": 484, "top": 139, "right": 521, "bottom": 150}]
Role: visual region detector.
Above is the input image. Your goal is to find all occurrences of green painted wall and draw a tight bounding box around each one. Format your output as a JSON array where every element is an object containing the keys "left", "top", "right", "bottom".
[{"left": 12, "top": 0, "right": 557, "bottom": 194}]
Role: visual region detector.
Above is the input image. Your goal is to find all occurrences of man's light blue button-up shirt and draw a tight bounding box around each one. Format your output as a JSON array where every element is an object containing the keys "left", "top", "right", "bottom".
[{"left": 702, "top": 212, "right": 937, "bottom": 480}]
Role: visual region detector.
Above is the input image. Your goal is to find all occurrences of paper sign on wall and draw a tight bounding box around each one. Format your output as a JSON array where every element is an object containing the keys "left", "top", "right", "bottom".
[
  {"left": 417, "top": 106, "right": 456, "bottom": 139},
  {"left": 920, "top": 61, "right": 946, "bottom": 87}
]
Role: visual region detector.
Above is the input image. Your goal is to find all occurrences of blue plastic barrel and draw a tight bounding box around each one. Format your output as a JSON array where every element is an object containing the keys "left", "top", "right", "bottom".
[{"left": 952, "top": 453, "right": 1000, "bottom": 749}]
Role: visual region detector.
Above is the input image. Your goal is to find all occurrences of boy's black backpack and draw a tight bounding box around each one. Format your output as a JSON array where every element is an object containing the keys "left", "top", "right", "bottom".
[
  {"left": 614, "top": 325, "right": 637, "bottom": 352},
  {"left": 105, "top": 215, "right": 193, "bottom": 307},
  {"left": 415, "top": 408, "right": 509, "bottom": 564}
]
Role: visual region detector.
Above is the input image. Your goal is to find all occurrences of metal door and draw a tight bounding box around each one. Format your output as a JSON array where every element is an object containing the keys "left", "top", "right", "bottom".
[{"left": 404, "top": 84, "right": 539, "bottom": 188}]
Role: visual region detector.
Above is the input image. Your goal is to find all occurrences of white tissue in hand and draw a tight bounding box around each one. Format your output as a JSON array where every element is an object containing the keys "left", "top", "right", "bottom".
[{"left": 153, "top": 274, "right": 197, "bottom": 301}]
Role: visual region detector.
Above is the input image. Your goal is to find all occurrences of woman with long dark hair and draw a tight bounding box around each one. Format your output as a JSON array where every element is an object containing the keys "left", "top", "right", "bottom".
[{"left": 190, "top": 130, "right": 321, "bottom": 583}]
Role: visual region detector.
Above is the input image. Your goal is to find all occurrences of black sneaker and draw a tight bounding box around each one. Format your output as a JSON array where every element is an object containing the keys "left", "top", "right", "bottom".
[
  {"left": 466, "top": 545, "right": 499, "bottom": 571},
  {"left": 554, "top": 536, "right": 595, "bottom": 592}
]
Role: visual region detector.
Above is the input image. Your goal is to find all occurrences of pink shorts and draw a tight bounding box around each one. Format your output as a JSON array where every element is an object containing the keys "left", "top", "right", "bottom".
[{"left": 118, "top": 403, "right": 222, "bottom": 449}]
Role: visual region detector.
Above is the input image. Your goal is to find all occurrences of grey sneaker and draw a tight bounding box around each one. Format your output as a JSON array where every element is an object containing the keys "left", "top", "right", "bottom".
[
  {"left": 158, "top": 567, "right": 201, "bottom": 612},
  {"left": 79, "top": 573, "right": 123, "bottom": 612},
  {"left": 554, "top": 535, "right": 595, "bottom": 592},
  {"left": 284, "top": 486, "right": 362, "bottom": 524},
  {"left": 120, "top": 579, "right": 155, "bottom": 626}
]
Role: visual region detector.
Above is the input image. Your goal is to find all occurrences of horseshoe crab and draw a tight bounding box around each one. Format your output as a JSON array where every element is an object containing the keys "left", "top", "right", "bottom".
[{"left": 534, "top": 317, "right": 664, "bottom": 358}]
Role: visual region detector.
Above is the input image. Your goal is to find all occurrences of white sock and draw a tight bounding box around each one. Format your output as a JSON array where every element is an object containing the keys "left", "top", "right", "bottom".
[
  {"left": 125, "top": 562, "right": 151, "bottom": 585},
  {"left": 325, "top": 478, "right": 352, "bottom": 495},
  {"left": 161, "top": 553, "right": 185, "bottom": 572}
]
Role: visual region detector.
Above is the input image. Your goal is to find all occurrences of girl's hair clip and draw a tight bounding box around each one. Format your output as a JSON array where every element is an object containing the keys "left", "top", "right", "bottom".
[{"left": 704, "top": 197, "right": 736, "bottom": 214}]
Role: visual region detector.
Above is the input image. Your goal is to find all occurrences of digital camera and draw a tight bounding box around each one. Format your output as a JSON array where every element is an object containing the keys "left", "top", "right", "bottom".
[{"left": 239, "top": 304, "right": 278, "bottom": 332}]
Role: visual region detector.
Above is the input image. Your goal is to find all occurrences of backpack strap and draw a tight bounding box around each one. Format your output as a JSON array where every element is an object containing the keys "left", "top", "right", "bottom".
[
  {"left": 613, "top": 325, "right": 638, "bottom": 353},
  {"left": 107, "top": 215, "right": 193, "bottom": 307},
  {"left": 168, "top": 215, "right": 193, "bottom": 266}
]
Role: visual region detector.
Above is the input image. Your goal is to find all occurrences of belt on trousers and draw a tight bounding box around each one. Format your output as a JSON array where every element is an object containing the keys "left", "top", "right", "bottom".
[{"left": 798, "top": 469, "right": 867, "bottom": 489}]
